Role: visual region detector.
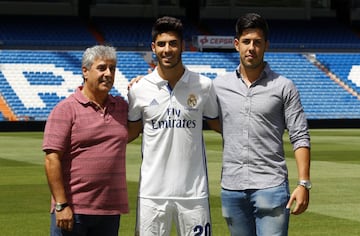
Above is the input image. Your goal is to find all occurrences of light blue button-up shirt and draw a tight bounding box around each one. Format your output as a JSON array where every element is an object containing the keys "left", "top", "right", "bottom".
[{"left": 213, "top": 63, "right": 310, "bottom": 190}]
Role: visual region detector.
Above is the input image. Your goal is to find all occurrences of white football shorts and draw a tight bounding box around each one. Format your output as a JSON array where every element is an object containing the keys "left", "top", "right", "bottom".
[{"left": 135, "top": 197, "right": 212, "bottom": 236}]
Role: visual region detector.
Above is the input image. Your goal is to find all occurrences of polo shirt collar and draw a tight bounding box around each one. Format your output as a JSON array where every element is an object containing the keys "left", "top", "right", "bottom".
[{"left": 74, "top": 86, "right": 89, "bottom": 105}]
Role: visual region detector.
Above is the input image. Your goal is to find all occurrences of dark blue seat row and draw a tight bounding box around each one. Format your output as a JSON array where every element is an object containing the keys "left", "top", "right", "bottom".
[{"left": 0, "top": 16, "right": 359, "bottom": 50}]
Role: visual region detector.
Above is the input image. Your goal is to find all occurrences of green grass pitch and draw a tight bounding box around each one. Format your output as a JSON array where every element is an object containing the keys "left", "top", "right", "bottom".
[{"left": 0, "top": 129, "right": 359, "bottom": 235}]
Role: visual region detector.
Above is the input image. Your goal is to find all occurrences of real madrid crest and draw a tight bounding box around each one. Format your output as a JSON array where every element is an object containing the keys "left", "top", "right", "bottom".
[{"left": 187, "top": 94, "right": 197, "bottom": 108}]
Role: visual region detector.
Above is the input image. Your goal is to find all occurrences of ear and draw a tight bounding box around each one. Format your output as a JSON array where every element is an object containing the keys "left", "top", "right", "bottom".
[
  {"left": 182, "top": 40, "right": 185, "bottom": 52},
  {"left": 265, "top": 40, "right": 270, "bottom": 51},
  {"left": 151, "top": 42, "right": 156, "bottom": 53},
  {"left": 234, "top": 38, "right": 240, "bottom": 52},
  {"left": 82, "top": 67, "right": 88, "bottom": 81}
]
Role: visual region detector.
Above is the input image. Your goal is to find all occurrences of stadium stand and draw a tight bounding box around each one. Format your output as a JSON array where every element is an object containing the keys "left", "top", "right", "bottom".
[
  {"left": 92, "top": 17, "right": 153, "bottom": 49},
  {"left": 1, "top": 49, "right": 360, "bottom": 121},
  {"left": 0, "top": 16, "right": 97, "bottom": 49},
  {"left": 183, "top": 52, "right": 360, "bottom": 120},
  {"left": 315, "top": 53, "right": 360, "bottom": 94},
  {"left": 195, "top": 18, "right": 360, "bottom": 50},
  {"left": 0, "top": 13, "right": 359, "bottom": 124},
  {"left": 0, "top": 49, "right": 150, "bottom": 120},
  {"left": 268, "top": 18, "right": 360, "bottom": 50}
]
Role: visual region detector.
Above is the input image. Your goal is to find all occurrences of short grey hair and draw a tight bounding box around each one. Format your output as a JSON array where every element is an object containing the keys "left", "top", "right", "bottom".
[{"left": 82, "top": 45, "right": 117, "bottom": 69}]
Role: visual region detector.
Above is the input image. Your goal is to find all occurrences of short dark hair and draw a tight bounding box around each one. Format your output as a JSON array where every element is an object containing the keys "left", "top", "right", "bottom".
[
  {"left": 151, "top": 16, "right": 184, "bottom": 42},
  {"left": 235, "top": 13, "right": 269, "bottom": 41}
]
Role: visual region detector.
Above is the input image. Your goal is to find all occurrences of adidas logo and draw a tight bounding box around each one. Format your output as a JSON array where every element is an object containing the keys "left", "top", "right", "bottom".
[{"left": 149, "top": 99, "right": 159, "bottom": 106}]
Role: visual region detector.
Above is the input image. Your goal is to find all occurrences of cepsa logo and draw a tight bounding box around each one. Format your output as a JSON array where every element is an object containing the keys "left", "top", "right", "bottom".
[
  {"left": 199, "top": 36, "right": 209, "bottom": 45},
  {"left": 198, "top": 36, "right": 234, "bottom": 49}
]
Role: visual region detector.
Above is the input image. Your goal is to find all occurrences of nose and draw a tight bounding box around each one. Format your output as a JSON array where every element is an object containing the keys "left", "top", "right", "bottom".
[
  {"left": 104, "top": 66, "right": 113, "bottom": 76},
  {"left": 249, "top": 41, "right": 255, "bottom": 50},
  {"left": 164, "top": 42, "right": 172, "bottom": 52}
]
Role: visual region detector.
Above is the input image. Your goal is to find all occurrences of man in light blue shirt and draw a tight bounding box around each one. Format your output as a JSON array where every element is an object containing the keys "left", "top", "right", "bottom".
[{"left": 213, "top": 13, "right": 311, "bottom": 236}]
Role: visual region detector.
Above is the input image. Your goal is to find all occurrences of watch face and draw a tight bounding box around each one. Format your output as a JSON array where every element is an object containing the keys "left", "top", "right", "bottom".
[
  {"left": 55, "top": 203, "right": 68, "bottom": 211},
  {"left": 55, "top": 204, "right": 62, "bottom": 211},
  {"left": 298, "top": 180, "right": 312, "bottom": 190}
]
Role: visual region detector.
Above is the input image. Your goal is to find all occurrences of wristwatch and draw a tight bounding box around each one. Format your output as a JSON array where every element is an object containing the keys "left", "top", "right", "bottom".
[
  {"left": 297, "top": 180, "right": 312, "bottom": 190},
  {"left": 55, "top": 202, "right": 69, "bottom": 212}
]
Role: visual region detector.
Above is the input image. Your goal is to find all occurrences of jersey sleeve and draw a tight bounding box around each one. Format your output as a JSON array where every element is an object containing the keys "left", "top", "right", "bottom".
[{"left": 127, "top": 85, "right": 142, "bottom": 122}]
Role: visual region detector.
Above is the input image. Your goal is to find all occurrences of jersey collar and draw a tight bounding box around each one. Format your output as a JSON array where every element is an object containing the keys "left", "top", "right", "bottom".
[{"left": 148, "top": 66, "right": 190, "bottom": 88}]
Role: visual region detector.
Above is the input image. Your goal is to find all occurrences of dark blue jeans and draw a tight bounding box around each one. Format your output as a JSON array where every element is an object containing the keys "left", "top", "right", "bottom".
[{"left": 50, "top": 213, "right": 120, "bottom": 236}]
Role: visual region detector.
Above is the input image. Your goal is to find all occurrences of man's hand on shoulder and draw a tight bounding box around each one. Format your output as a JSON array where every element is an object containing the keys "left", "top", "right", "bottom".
[{"left": 127, "top": 68, "right": 152, "bottom": 90}]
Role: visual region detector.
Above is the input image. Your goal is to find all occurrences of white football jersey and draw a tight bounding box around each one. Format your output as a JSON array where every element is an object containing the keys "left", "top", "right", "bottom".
[{"left": 128, "top": 67, "right": 218, "bottom": 199}]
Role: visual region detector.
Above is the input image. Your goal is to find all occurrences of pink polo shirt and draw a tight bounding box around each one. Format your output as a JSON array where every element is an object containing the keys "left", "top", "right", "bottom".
[{"left": 43, "top": 87, "right": 129, "bottom": 215}]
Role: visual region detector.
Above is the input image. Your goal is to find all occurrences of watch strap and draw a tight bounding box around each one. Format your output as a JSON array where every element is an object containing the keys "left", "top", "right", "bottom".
[{"left": 55, "top": 202, "right": 69, "bottom": 212}]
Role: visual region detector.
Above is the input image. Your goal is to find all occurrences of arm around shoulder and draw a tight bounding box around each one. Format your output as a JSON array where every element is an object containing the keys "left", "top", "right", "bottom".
[
  {"left": 127, "top": 120, "right": 143, "bottom": 143},
  {"left": 206, "top": 118, "right": 221, "bottom": 133}
]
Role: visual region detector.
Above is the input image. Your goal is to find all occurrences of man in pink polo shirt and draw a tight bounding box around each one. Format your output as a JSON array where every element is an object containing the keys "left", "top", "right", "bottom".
[{"left": 43, "top": 45, "right": 129, "bottom": 236}]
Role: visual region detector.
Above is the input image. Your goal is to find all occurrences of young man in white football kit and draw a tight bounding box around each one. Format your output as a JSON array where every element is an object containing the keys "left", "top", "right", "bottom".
[{"left": 127, "top": 16, "right": 220, "bottom": 236}]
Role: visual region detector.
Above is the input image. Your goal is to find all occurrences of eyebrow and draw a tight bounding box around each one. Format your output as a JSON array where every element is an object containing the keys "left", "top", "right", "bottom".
[{"left": 157, "top": 39, "right": 177, "bottom": 43}]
